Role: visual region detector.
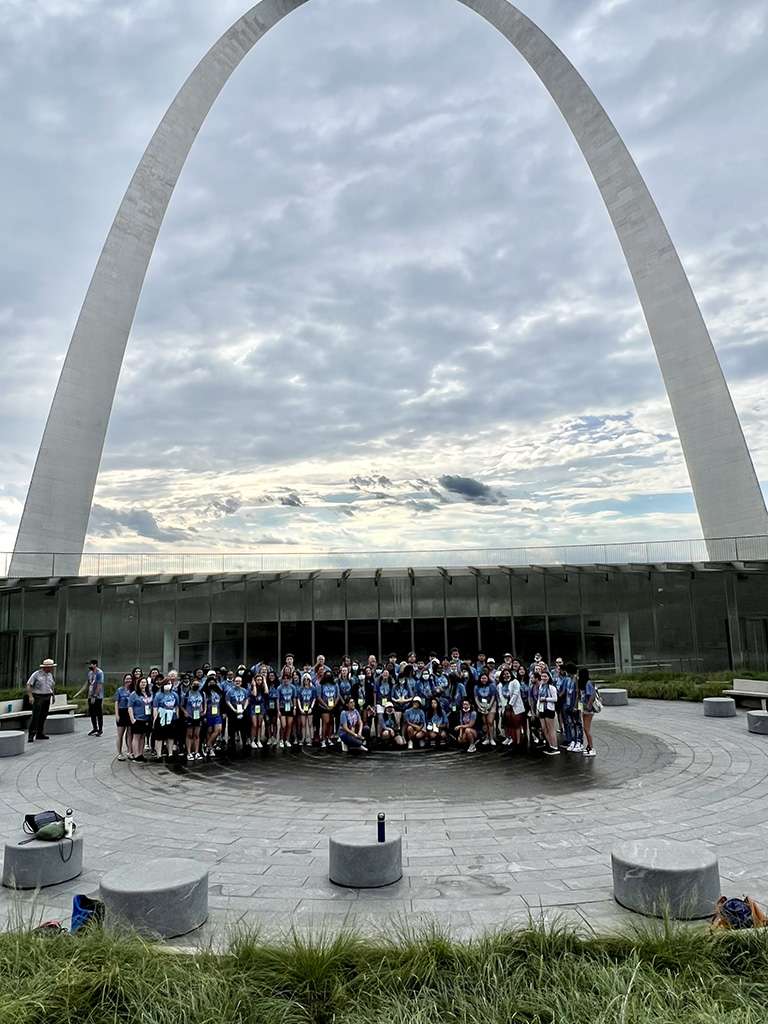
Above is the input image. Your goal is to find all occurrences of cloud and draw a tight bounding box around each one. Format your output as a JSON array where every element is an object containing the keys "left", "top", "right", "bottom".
[{"left": 1, "top": 0, "right": 767, "bottom": 555}]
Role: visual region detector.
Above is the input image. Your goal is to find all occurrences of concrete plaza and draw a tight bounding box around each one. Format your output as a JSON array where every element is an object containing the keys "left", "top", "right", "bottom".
[{"left": 1, "top": 700, "right": 766, "bottom": 942}]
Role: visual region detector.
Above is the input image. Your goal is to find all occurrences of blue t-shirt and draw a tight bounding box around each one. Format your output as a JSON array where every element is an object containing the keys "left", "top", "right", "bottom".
[
  {"left": 460, "top": 710, "right": 476, "bottom": 728},
  {"left": 278, "top": 683, "right": 297, "bottom": 712},
  {"left": 267, "top": 684, "right": 279, "bottom": 711},
  {"left": 416, "top": 677, "right": 433, "bottom": 701},
  {"left": 128, "top": 691, "right": 152, "bottom": 720},
  {"left": 153, "top": 690, "right": 178, "bottom": 711},
  {"left": 562, "top": 675, "right": 578, "bottom": 710},
  {"left": 446, "top": 681, "right": 467, "bottom": 711},
  {"left": 405, "top": 707, "right": 426, "bottom": 728},
  {"left": 185, "top": 691, "right": 205, "bottom": 722},
  {"left": 320, "top": 682, "right": 340, "bottom": 709},
  {"left": 227, "top": 686, "right": 249, "bottom": 712},
  {"left": 88, "top": 669, "right": 105, "bottom": 699},
  {"left": 298, "top": 685, "right": 316, "bottom": 712},
  {"left": 581, "top": 680, "right": 596, "bottom": 711},
  {"left": 338, "top": 679, "right": 353, "bottom": 700},
  {"left": 474, "top": 682, "right": 495, "bottom": 709},
  {"left": 248, "top": 688, "right": 265, "bottom": 715},
  {"left": 339, "top": 709, "right": 361, "bottom": 733},
  {"left": 375, "top": 679, "right": 392, "bottom": 704},
  {"left": 427, "top": 707, "right": 448, "bottom": 728},
  {"left": 114, "top": 685, "right": 131, "bottom": 708},
  {"left": 392, "top": 682, "right": 412, "bottom": 706}
]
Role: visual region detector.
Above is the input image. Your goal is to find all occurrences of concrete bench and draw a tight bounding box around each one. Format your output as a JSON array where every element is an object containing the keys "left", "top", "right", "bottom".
[
  {"left": 601, "top": 688, "right": 628, "bottom": 706},
  {"left": 747, "top": 710, "right": 768, "bottom": 735},
  {"left": 45, "top": 716, "right": 76, "bottom": 735},
  {"left": 2, "top": 831, "right": 83, "bottom": 889},
  {"left": 0, "top": 731, "right": 26, "bottom": 757},
  {"left": 703, "top": 697, "right": 737, "bottom": 718},
  {"left": 722, "top": 678, "right": 768, "bottom": 711},
  {"left": 0, "top": 699, "right": 78, "bottom": 732},
  {"left": 612, "top": 837, "right": 720, "bottom": 919},
  {"left": 329, "top": 827, "right": 402, "bottom": 888},
  {"left": 100, "top": 857, "right": 208, "bottom": 938}
]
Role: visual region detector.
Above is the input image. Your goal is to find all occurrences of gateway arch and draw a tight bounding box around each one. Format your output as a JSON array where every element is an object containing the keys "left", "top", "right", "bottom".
[{"left": 11, "top": 0, "right": 768, "bottom": 576}]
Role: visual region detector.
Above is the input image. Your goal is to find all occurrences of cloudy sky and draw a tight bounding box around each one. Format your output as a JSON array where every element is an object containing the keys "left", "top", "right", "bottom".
[{"left": 1, "top": 0, "right": 767, "bottom": 557}]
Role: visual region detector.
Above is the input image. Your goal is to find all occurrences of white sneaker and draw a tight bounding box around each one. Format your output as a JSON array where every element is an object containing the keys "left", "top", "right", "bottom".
[
  {"left": 407, "top": 740, "right": 413, "bottom": 749},
  {"left": 566, "top": 741, "right": 575, "bottom": 751},
  {"left": 279, "top": 740, "right": 284, "bottom": 749},
  {"left": 195, "top": 753, "right": 203, "bottom": 761},
  {"left": 583, "top": 747, "right": 596, "bottom": 757},
  {"left": 321, "top": 740, "right": 327, "bottom": 748},
  {"left": 488, "top": 738, "right": 496, "bottom": 746},
  {"left": 573, "top": 742, "right": 584, "bottom": 752},
  {"left": 341, "top": 742, "right": 348, "bottom": 752},
  {"left": 360, "top": 745, "right": 368, "bottom": 752},
  {"left": 467, "top": 743, "right": 477, "bottom": 753},
  {"left": 502, "top": 737, "right": 511, "bottom": 746}
]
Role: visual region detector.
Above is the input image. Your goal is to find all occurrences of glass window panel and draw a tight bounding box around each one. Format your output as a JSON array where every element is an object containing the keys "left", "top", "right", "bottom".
[
  {"left": 246, "top": 580, "right": 279, "bottom": 622},
  {"left": 313, "top": 578, "right": 346, "bottom": 621},
  {"left": 413, "top": 618, "right": 445, "bottom": 661},
  {"left": 348, "top": 620, "right": 379, "bottom": 663},
  {"left": 444, "top": 576, "right": 477, "bottom": 618},
  {"left": 381, "top": 619, "right": 412, "bottom": 660},
  {"left": 315, "top": 620, "right": 346, "bottom": 665},
  {"left": 21, "top": 589, "right": 59, "bottom": 631},
  {"left": 278, "top": 579, "right": 313, "bottom": 623},
  {"left": 734, "top": 573, "right": 768, "bottom": 617},
  {"left": 346, "top": 578, "right": 378, "bottom": 620},
  {"left": 177, "top": 581, "right": 211, "bottom": 623},
  {"left": 477, "top": 573, "right": 512, "bottom": 618},
  {"left": 691, "top": 574, "right": 729, "bottom": 672},
  {"left": 212, "top": 581, "right": 244, "bottom": 623},
  {"left": 544, "top": 575, "right": 582, "bottom": 614},
  {"left": 7, "top": 592, "right": 21, "bottom": 631},
  {"left": 67, "top": 586, "right": 103, "bottom": 684},
  {"left": 138, "top": 583, "right": 176, "bottom": 674},
  {"left": 212, "top": 622, "right": 244, "bottom": 671},
  {"left": 615, "top": 574, "right": 657, "bottom": 670},
  {"left": 480, "top": 616, "right": 513, "bottom": 659},
  {"left": 0, "top": 631, "right": 18, "bottom": 689},
  {"left": 102, "top": 585, "right": 140, "bottom": 677},
  {"left": 280, "top": 621, "right": 312, "bottom": 666},
  {"left": 510, "top": 574, "right": 545, "bottom": 616},
  {"left": 179, "top": 639, "right": 209, "bottom": 674},
  {"left": 513, "top": 616, "right": 547, "bottom": 664},
  {"left": 0, "top": 592, "right": 9, "bottom": 633},
  {"left": 412, "top": 576, "right": 445, "bottom": 618},
  {"left": 247, "top": 623, "right": 278, "bottom": 670},
  {"left": 579, "top": 574, "right": 617, "bottom": 615},
  {"left": 653, "top": 573, "right": 697, "bottom": 671},
  {"left": 377, "top": 577, "right": 412, "bottom": 620},
  {"left": 548, "top": 615, "right": 583, "bottom": 665},
  {"left": 446, "top": 617, "right": 478, "bottom": 660}
]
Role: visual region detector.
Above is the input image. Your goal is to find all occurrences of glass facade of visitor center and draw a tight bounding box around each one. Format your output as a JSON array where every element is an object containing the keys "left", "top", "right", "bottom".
[{"left": 1, "top": 562, "right": 767, "bottom": 687}]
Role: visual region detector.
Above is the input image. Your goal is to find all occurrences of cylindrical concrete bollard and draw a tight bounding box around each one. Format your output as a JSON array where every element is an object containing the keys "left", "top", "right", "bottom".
[
  {"left": 747, "top": 710, "right": 768, "bottom": 734},
  {"left": 329, "top": 827, "right": 402, "bottom": 888},
  {"left": 600, "top": 689, "right": 629, "bottom": 706},
  {"left": 703, "top": 697, "right": 737, "bottom": 718}
]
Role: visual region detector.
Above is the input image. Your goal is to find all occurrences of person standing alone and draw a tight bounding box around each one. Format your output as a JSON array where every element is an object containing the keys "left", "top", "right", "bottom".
[
  {"left": 86, "top": 659, "right": 105, "bottom": 736},
  {"left": 25, "top": 658, "right": 57, "bottom": 742}
]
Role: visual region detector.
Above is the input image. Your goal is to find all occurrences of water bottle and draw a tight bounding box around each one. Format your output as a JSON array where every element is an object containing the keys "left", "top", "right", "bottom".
[{"left": 64, "top": 808, "right": 74, "bottom": 837}]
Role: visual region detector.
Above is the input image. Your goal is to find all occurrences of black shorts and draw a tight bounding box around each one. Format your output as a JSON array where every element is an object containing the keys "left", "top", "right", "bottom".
[
  {"left": 280, "top": 710, "right": 294, "bottom": 719},
  {"left": 118, "top": 708, "right": 131, "bottom": 727},
  {"left": 540, "top": 709, "right": 556, "bottom": 720},
  {"left": 131, "top": 719, "right": 148, "bottom": 734}
]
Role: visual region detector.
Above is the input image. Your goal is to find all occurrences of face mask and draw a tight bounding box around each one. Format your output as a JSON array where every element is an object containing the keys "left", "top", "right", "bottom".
[
  {"left": 192, "top": 683, "right": 199, "bottom": 690},
  {"left": 163, "top": 684, "right": 172, "bottom": 692},
  {"left": 422, "top": 673, "right": 430, "bottom": 680},
  {"left": 352, "top": 665, "right": 359, "bottom": 673},
  {"left": 462, "top": 671, "right": 469, "bottom": 678}
]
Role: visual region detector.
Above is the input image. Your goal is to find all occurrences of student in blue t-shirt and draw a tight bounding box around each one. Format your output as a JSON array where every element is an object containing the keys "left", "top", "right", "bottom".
[
  {"left": 473, "top": 673, "right": 497, "bottom": 747},
  {"left": 225, "top": 676, "right": 250, "bottom": 753},
  {"left": 277, "top": 674, "right": 298, "bottom": 748},
  {"left": 578, "top": 668, "right": 597, "bottom": 757},
  {"left": 297, "top": 674, "right": 316, "bottom": 746},
  {"left": 404, "top": 695, "right": 427, "bottom": 750},
  {"left": 317, "top": 674, "right": 340, "bottom": 748},
  {"left": 127, "top": 677, "right": 153, "bottom": 762},
  {"left": 153, "top": 680, "right": 179, "bottom": 759},
  {"left": 454, "top": 699, "right": 478, "bottom": 753},
  {"left": 426, "top": 697, "right": 449, "bottom": 747},
  {"left": 265, "top": 671, "right": 280, "bottom": 748},
  {"left": 377, "top": 701, "right": 404, "bottom": 748},
  {"left": 203, "top": 674, "right": 225, "bottom": 756},
  {"left": 560, "top": 664, "right": 583, "bottom": 752},
  {"left": 248, "top": 672, "right": 268, "bottom": 750},
  {"left": 390, "top": 676, "right": 413, "bottom": 731},
  {"left": 374, "top": 669, "right": 394, "bottom": 738},
  {"left": 183, "top": 681, "right": 206, "bottom": 762},
  {"left": 339, "top": 697, "right": 368, "bottom": 752}
]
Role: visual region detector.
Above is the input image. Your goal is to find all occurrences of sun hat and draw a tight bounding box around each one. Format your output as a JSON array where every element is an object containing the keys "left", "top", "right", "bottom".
[
  {"left": 412, "top": 695, "right": 422, "bottom": 704},
  {"left": 39, "top": 659, "right": 56, "bottom": 668}
]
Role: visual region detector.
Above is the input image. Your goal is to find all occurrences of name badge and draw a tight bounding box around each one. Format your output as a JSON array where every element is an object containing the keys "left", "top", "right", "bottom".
[
  {"left": 302, "top": 705, "right": 309, "bottom": 714},
  {"left": 236, "top": 704, "right": 243, "bottom": 714},
  {"left": 193, "top": 710, "right": 200, "bottom": 719},
  {"left": 211, "top": 705, "right": 219, "bottom": 716},
  {"left": 358, "top": 698, "right": 364, "bottom": 706},
  {"left": 254, "top": 705, "right": 261, "bottom": 715},
  {"left": 328, "top": 699, "right": 334, "bottom": 708}
]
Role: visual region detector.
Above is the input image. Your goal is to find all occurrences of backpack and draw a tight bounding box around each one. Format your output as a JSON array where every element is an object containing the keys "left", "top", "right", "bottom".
[
  {"left": 712, "top": 896, "right": 767, "bottom": 930},
  {"left": 23, "top": 810, "right": 64, "bottom": 834},
  {"left": 591, "top": 687, "right": 603, "bottom": 714},
  {"left": 71, "top": 894, "right": 105, "bottom": 933}
]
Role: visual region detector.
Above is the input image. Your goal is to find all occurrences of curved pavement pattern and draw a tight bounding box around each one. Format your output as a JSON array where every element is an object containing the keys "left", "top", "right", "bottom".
[{"left": 1, "top": 701, "right": 766, "bottom": 942}]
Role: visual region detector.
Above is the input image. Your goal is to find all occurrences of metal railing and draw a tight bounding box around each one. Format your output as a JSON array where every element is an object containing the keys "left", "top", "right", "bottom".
[{"left": 3, "top": 535, "right": 768, "bottom": 578}]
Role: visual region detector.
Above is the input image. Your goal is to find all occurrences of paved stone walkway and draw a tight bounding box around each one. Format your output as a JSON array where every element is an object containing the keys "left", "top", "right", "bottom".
[{"left": 1, "top": 701, "right": 766, "bottom": 943}]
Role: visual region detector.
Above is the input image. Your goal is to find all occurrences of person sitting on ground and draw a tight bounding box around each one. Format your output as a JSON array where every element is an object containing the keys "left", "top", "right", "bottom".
[
  {"left": 404, "top": 694, "right": 427, "bottom": 749},
  {"left": 338, "top": 697, "right": 368, "bottom": 753},
  {"left": 426, "top": 696, "right": 449, "bottom": 747},
  {"left": 377, "top": 701, "right": 403, "bottom": 748},
  {"left": 455, "top": 699, "right": 478, "bottom": 753}
]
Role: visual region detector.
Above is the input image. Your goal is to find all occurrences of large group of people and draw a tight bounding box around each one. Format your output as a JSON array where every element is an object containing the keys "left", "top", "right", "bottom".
[{"left": 94, "top": 647, "right": 599, "bottom": 763}]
